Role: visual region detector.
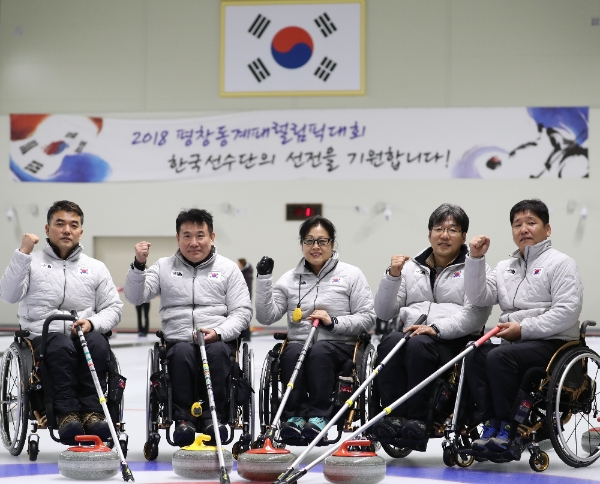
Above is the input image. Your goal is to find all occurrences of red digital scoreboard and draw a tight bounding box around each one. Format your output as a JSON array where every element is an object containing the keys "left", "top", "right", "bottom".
[{"left": 286, "top": 204, "right": 323, "bottom": 221}]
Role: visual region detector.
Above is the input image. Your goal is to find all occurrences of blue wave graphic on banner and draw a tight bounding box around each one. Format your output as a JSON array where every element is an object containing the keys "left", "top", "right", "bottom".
[
  {"left": 10, "top": 153, "right": 111, "bottom": 182},
  {"left": 527, "top": 107, "right": 588, "bottom": 145}
]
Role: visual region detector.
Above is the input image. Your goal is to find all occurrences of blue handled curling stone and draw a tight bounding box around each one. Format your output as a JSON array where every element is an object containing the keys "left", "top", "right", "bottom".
[
  {"left": 323, "top": 440, "right": 386, "bottom": 484},
  {"left": 237, "top": 437, "right": 296, "bottom": 481},
  {"left": 58, "top": 435, "right": 120, "bottom": 480},
  {"left": 172, "top": 434, "right": 233, "bottom": 479}
]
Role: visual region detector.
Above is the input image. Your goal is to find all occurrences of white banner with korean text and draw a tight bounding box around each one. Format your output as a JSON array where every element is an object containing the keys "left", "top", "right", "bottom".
[{"left": 9, "top": 107, "right": 588, "bottom": 183}]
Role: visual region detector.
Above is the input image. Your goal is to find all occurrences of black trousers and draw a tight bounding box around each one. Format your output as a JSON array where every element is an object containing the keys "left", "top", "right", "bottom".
[
  {"left": 32, "top": 331, "right": 110, "bottom": 415},
  {"left": 136, "top": 302, "right": 150, "bottom": 335},
  {"left": 464, "top": 339, "right": 565, "bottom": 422},
  {"left": 279, "top": 340, "right": 354, "bottom": 420},
  {"left": 375, "top": 332, "right": 468, "bottom": 421},
  {"left": 167, "top": 340, "right": 235, "bottom": 423}
]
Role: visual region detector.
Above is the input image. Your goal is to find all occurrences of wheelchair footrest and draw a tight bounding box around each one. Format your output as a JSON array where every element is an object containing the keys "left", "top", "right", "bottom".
[
  {"left": 375, "top": 437, "right": 428, "bottom": 452},
  {"left": 460, "top": 442, "right": 522, "bottom": 462}
]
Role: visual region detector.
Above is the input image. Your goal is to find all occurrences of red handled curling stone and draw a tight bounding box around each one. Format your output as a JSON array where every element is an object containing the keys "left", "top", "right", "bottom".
[
  {"left": 582, "top": 428, "right": 600, "bottom": 454},
  {"left": 323, "top": 440, "right": 385, "bottom": 484},
  {"left": 172, "top": 434, "right": 233, "bottom": 479},
  {"left": 237, "top": 437, "right": 297, "bottom": 481},
  {"left": 58, "top": 435, "right": 120, "bottom": 480}
]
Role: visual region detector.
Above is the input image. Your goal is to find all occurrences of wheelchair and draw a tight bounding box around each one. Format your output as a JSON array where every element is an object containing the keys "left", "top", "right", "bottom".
[
  {"left": 256, "top": 332, "right": 375, "bottom": 448},
  {"left": 440, "top": 320, "right": 600, "bottom": 472},
  {"left": 143, "top": 330, "right": 255, "bottom": 460},
  {"left": 0, "top": 314, "right": 128, "bottom": 461}
]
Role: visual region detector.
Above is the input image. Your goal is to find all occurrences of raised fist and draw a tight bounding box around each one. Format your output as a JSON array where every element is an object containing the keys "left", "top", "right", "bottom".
[
  {"left": 257, "top": 256, "right": 274, "bottom": 276},
  {"left": 19, "top": 233, "right": 40, "bottom": 255},
  {"left": 389, "top": 255, "right": 410, "bottom": 277},
  {"left": 134, "top": 241, "right": 151, "bottom": 264},
  {"left": 469, "top": 236, "right": 490, "bottom": 258}
]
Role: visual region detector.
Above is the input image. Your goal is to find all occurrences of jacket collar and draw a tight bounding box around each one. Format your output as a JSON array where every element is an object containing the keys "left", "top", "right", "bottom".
[
  {"left": 294, "top": 251, "right": 339, "bottom": 277},
  {"left": 511, "top": 238, "right": 552, "bottom": 263},
  {"left": 413, "top": 244, "right": 468, "bottom": 270},
  {"left": 43, "top": 238, "right": 83, "bottom": 261},
  {"left": 175, "top": 246, "right": 217, "bottom": 269}
]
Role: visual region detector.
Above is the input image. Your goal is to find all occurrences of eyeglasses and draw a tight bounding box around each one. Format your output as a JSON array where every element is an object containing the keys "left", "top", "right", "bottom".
[
  {"left": 431, "top": 226, "right": 462, "bottom": 235},
  {"left": 302, "top": 238, "right": 333, "bottom": 247}
]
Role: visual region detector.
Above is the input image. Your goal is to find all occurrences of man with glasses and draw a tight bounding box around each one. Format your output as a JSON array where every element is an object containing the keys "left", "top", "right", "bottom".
[
  {"left": 368, "top": 204, "right": 492, "bottom": 450},
  {"left": 124, "top": 208, "right": 252, "bottom": 446}
]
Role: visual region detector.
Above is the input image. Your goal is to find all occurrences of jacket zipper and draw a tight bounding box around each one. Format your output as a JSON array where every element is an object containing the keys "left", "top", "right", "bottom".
[
  {"left": 512, "top": 257, "right": 528, "bottom": 309},
  {"left": 192, "top": 266, "right": 197, "bottom": 331},
  {"left": 58, "top": 260, "right": 68, "bottom": 334}
]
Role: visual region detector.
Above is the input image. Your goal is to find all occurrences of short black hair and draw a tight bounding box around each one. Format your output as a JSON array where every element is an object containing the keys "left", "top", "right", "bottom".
[
  {"left": 299, "top": 215, "right": 336, "bottom": 242},
  {"left": 176, "top": 208, "right": 213, "bottom": 234},
  {"left": 428, "top": 203, "right": 469, "bottom": 233},
  {"left": 510, "top": 199, "right": 549, "bottom": 225},
  {"left": 47, "top": 200, "right": 84, "bottom": 225}
]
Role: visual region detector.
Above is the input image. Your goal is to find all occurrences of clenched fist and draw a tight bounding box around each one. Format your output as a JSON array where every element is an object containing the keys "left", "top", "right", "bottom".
[
  {"left": 20, "top": 233, "right": 40, "bottom": 255},
  {"left": 389, "top": 255, "right": 410, "bottom": 277},
  {"left": 134, "top": 241, "right": 151, "bottom": 264},
  {"left": 469, "top": 236, "right": 490, "bottom": 258}
]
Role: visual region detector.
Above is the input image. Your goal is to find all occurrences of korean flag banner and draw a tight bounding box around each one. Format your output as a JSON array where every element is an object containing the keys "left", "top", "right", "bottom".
[{"left": 221, "top": 0, "right": 365, "bottom": 96}]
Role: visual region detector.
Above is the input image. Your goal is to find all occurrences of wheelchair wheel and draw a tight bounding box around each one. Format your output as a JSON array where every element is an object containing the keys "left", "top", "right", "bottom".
[
  {"left": 242, "top": 343, "right": 256, "bottom": 443},
  {"left": 0, "top": 343, "right": 29, "bottom": 456},
  {"left": 258, "top": 349, "right": 281, "bottom": 432},
  {"left": 144, "top": 347, "right": 160, "bottom": 461},
  {"left": 359, "top": 343, "right": 376, "bottom": 425},
  {"left": 546, "top": 347, "right": 600, "bottom": 468}
]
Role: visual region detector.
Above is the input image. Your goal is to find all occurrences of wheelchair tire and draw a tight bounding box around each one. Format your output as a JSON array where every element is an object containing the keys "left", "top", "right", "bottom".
[
  {"left": 0, "top": 343, "right": 29, "bottom": 456},
  {"left": 546, "top": 347, "right": 600, "bottom": 468},
  {"left": 529, "top": 451, "right": 549, "bottom": 472},
  {"left": 242, "top": 343, "right": 256, "bottom": 443},
  {"left": 359, "top": 344, "right": 376, "bottom": 425},
  {"left": 259, "top": 350, "right": 280, "bottom": 433},
  {"left": 381, "top": 443, "right": 412, "bottom": 459},
  {"left": 145, "top": 346, "right": 160, "bottom": 460},
  {"left": 442, "top": 447, "right": 455, "bottom": 467},
  {"left": 27, "top": 439, "right": 38, "bottom": 462}
]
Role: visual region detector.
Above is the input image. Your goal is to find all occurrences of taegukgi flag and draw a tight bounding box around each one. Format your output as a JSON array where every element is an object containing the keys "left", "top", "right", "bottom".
[{"left": 221, "top": 0, "right": 365, "bottom": 96}]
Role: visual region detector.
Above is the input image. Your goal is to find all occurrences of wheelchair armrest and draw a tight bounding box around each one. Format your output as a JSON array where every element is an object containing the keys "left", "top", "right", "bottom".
[
  {"left": 581, "top": 320, "right": 596, "bottom": 336},
  {"left": 358, "top": 333, "right": 371, "bottom": 344},
  {"left": 274, "top": 332, "right": 287, "bottom": 340},
  {"left": 15, "top": 330, "right": 30, "bottom": 338}
]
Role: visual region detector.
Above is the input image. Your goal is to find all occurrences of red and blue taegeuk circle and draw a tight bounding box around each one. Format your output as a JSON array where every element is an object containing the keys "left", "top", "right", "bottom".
[{"left": 271, "top": 26, "right": 313, "bottom": 69}]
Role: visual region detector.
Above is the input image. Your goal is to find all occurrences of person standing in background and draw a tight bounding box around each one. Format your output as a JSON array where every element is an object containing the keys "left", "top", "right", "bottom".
[
  {"left": 237, "top": 258, "right": 253, "bottom": 341},
  {"left": 136, "top": 301, "right": 150, "bottom": 336}
]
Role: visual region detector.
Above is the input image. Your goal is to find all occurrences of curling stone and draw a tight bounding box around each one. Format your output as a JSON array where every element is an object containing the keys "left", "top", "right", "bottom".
[
  {"left": 58, "top": 435, "right": 119, "bottom": 480},
  {"left": 581, "top": 428, "right": 600, "bottom": 454},
  {"left": 172, "top": 434, "right": 233, "bottom": 479},
  {"left": 323, "top": 439, "right": 386, "bottom": 484},
  {"left": 237, "top": 437, "right": 297, "bottom": 482}
]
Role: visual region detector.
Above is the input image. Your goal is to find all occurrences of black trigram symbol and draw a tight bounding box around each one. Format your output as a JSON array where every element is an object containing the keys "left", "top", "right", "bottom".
[
  {"left": 248, "top": 58, "right": 271, "bottom": 82},
  {"left": 19, "top": 140, "right": 38, "bottom": 155},
  {"left": 314, "top": 57, "right": 337, "bottom": 81},
  {"left": 248, "top": 14, "right": 271, "bottom": 38},
  {"left": 314, "top": 13, "right": 337, "bottom": 37}
]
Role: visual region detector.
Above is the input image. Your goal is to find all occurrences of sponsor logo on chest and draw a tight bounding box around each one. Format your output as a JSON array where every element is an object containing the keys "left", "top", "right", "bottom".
[
  {"left": 415, "top": 269, "right": 426, "bottom": 275},
  {"left": 171, "top": 270, "right": 183, "bottom": 277},
  {"left": 41, "top": 263, "right": 52, "bottom": 269},
  {"left": 504, "top": 268, "right": 516, "bottom": 276}
]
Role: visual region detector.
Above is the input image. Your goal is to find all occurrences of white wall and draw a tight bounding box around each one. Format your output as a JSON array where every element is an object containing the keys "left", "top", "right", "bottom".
[{"left": 0, "top": 0, "right": 599, "bottom": 327}]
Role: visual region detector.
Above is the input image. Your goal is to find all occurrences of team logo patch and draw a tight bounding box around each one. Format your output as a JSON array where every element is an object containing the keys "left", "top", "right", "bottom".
[
  {"left": 331, "top": 277, "right": 343, "bottom": 284},
  {"left": 453, "top": 271, "right": 463, "bottom": 278},
  {"left": 41, "top": 263, "right": 52, "bottom": 269},
  {"left": 78, "top": 267, "right": 89, "bottom": 275},
  {"left": 208, "top": 271, "right": 221, "bottom": 279},
  {"left": 171, "top": 270, "right": 183, "bottom": 277},
  {"left": 533, "top": 268, "right": 543, "bottom": 275},
  {"left": 415, "top": 269, "right": 426, "bottom": 275}
]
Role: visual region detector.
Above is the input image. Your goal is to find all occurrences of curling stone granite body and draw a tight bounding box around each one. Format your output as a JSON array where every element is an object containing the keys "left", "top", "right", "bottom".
[
  {"left": 172, "top": 447, "right": 233, "bottom": 479},
  {"left": 581, "top": 429, "right": 600, "bottom": 453},
  {"left": 58, "top": 449, "right": 120, "bottom": 480},
  {"left": 237, "top": 450, "right": 297, "bottom": 481},
  {"left": 323, "top": 454, "right": 386, "bottom": 484}
]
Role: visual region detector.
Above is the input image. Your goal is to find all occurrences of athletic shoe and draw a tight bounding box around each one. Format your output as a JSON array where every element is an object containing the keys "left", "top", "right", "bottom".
[
  {"left": 203, "top": 420, "right": 228, "bottom": 443},
  {"left": 280, "top": 416, "right": 306, "bottom": 440},
  {"left": 301, "top": 417, "right": 329, "bottom": 441},
  {"left": 81, "top": 412, "right": 111, "bottom": 441},
  {"left": 173, "top": 420, "right": 196, "bottom": 447},
  {"left": 57, "top": 412, "right": 84, "bottom": 442},
  {"left": 471, "top": 419, "right": 499, "bottom": 451},
  {"left": 486, "top": 421, "right": 512, "bottom": 452},
  {"left": 367, "top": 416, "right": 405, "bottom": 439},
  {"left": 401, "top": 419, "right": 427, "bottom": 441}
]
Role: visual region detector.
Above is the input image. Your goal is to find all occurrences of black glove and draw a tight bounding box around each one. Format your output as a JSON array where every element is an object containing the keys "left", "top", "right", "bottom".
[{"left": 256, "top": 256, "right": 274, "bottom": 275}]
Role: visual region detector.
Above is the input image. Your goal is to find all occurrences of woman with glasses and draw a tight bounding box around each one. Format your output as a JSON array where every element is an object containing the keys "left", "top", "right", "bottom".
[
  {"left": 255, "top": 215, "right": 375, "bottom": 442},
  {"left": 367, "top": 204, "right": 492, "bottom": 450}
]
